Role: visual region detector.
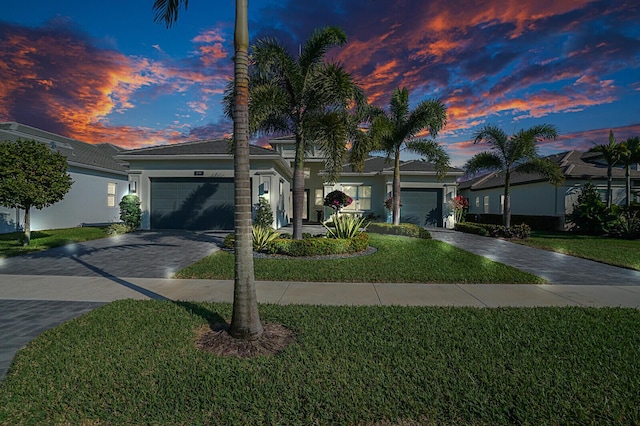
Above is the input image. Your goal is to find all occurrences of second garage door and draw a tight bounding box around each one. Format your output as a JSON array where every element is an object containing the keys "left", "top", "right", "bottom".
[
  {"left": 400, "top": 188, "right": 442, "bottom": 226},
  {"left": 150, "top": 177, "right": 234, "bottom": 230}
]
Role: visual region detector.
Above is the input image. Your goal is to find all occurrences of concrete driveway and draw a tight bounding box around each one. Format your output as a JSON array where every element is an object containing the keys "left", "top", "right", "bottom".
[{"left": 0, "top": 230, "right": 226, "bottom": 278}]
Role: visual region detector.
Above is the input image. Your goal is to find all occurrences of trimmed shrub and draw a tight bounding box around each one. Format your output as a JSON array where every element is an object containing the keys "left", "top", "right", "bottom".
[
  {"left": 106, "top": 223, "right": 129, "bottom": 236},
  {"left": 269, "top": 233, "right": 370, "bottom": 257},
  {"left": 454, "top": 222, "right": 490, "bottom": 236},
  {"left": 367, "top": 222, "right": 432, "bottom": 239},
  {"left": 223, "top": 233, "right": 235, "bottom": 249},
  {"left": 119, "top": 194, "right": 141, "bottom": 230},
  {"left": 254, "top": 197, "right": 274, "bottom": 229},
  {"left": 455, "top": 222, "right": 531, "bottom": 239}
]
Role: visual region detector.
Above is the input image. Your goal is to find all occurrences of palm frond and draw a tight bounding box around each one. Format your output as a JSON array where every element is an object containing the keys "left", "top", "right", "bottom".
[
  {"left": 248, "top": 84, "right": 293, "bottom": 135},
  {"left": 406, "top": 139, "right": 451, "bottom": 179},
  {"left": 464, "top": 152, "right": 504, "bottom": 176},
  {"left": 473, "top": 125, "right": 509, "bottom": 154},
  {"left": 308, "top": 112, "right": 349, "bottom": 183},
  {"left": 299, "top": 27, "right": 347, "bottom": 74},
  {"left": 152, "top": 0, "right": 188, "bottom": 28},
  {"left": 404, "top": 99, "right": 447, "bottom": 140},
  {"left": 515, "top": 158, "right": 565, "bottom": 186},
  {"left": 389, "top": 88, "right": 409, "bottom": 126}
]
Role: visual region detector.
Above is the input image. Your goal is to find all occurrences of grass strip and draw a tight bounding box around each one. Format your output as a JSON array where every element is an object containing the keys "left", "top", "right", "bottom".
[
  {"left": 0, "top": 227, "right": 109, "bottom": 257},
  {"left": 176, "top": 233, "right": 545, "bottom": 283},
  {"left": 1, "top": 301, "right": 638, "bottom": 425},
  {"left": 517, "top": 232, "right": 640, "bottom": 270}
]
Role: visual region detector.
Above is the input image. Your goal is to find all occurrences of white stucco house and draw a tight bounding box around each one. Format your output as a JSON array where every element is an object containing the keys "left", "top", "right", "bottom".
[
  {"left": 0, "top": 122, "right": 129, "bottom": 233},
  {"left": 268, "top": 135, "right": 464, "bottom": 227},
  {"left": 117, "top": 139, "right": 293, "bottom": 230},
  {"left": 458, "top": 150, "right": 640, "bottom": 229}
]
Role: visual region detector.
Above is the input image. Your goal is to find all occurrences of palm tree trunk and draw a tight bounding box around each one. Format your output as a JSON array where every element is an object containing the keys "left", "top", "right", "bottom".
[
  {"left": 503, "top": 172, "right": 511, "bottom": 228},
  {"left": 229, "top": 0, "right": 263, "bottom": 340},
  {"left": 626, "top": 165, "right": 631, "bottom": 208},
  {"left": 392, "top": 148, "right": 401, "bottom": 226},
  {"left": 606, "top": 166, "right": 613, "bottom": 208},
  {"left": 292, "top": 134, "right": 305, "bottom": 240},
  {"left": 23, "top": 205, "right": 31, "bottom": 246}
]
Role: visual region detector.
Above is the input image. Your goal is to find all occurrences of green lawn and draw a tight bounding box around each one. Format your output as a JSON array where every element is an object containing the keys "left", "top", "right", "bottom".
[
  {"left": 1, "top": 300, "right": 638, "bottom": 425},
  {"left": 0, "top": 227, "right": 109, "bottom": 257},
  {"left": 176, "top": 233, "right": 546, "bottom": 283},
  {"left": 517, "top": 232, "right": 640, "bottom": 271}
]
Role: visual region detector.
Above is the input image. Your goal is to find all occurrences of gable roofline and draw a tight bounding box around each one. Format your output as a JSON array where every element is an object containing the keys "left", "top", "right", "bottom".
[{"left": 0, "top": 121, "right": 127, "bottom": 175}]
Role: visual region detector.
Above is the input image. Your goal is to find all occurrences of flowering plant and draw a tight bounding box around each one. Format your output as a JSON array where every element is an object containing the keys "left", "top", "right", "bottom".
[
  {"left": 449, "top": 195, "right": 469, "bottom": 223},
  {"left": 384, "top": 196, "right": 401, "bottom": 210},
  {"left": 323, "top": 190, "right": 353, "bottom": 213}
]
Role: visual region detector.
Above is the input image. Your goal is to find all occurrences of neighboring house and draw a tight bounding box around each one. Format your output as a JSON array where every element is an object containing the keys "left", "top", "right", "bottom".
[
  {"left": 117, "top": 139, "right": 292, "bottom": 230},
  {"left": 268, "top": 135, "right": 464, "bottom": 227},
  {"left": 459, "top": 150, "right": 640, "bottom": 229},
  {"left": 0, "top": 122, "right": 129, "bottom": 234}
]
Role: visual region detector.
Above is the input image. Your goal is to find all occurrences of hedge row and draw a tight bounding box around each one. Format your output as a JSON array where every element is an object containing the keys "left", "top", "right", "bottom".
[
  {"left": 454, "top": 222, "right": 531, "bottom": 239},
  {"left": 269, "top": 233, "right": 370, "bottom": 257},
  {"left": 223, "top": 232, "right": 370, "bottom": 257},
  {"left": 366, "top": 222, "right": 432, "bottom": 239}
]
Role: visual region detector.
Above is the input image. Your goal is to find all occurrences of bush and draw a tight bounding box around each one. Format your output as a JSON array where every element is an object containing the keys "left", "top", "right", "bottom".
[
  {"left": 454, "top": 222, "right": 490, "bottom": 236},
  {"left": 609, "top": 212, "right": 640, "bottom": 240},
  {"left": 324, "top": 214, "right": 369, "bottom": 239},
  {"left": 454, "top": 222, "right": 531, "bottom": 239},
  {"left": 567, "top": 182, "right": 619, "bottom": 235},
  {"left": 269, "top": 233, "right": 370, "bottom": 257},
  {"left": 223, "top": 233, "right": 235, "bottom": 249},
  {"left": 367, "top": 222, "right": 432, "bottom": 239},
  {"left": 252, "top": 225, "right": 280, "bottom": 251},
  {"left": 106, "top": 223, "right": 129, "bottom": 236},
  {"left": 119, "top": 195, "right": 141, "bottom": 230},
  {"left": 254, "top": 197, "right": 274, "bottom": 229}
]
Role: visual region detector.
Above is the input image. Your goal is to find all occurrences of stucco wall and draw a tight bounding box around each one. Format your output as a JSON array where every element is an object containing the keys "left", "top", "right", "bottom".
[{"left": 0, "top": 166, "right": 128, "bottom": 233}]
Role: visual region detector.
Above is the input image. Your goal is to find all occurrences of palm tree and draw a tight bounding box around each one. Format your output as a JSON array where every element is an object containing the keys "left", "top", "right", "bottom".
[
  {"left": 587, "top": 130, "right": 626, "bottom": 208},
  {"left": 153, "top": 0, "right": 263, "bottom": 339},
  {"left": 357, "top": 87, "right": 449, "bottom": 226},
  {"left": 465, "top": 124, "right": 563, "bottom": 228},
  {"left": 247, "top": 26, "right": 365, "bottom": 240},
  {"left": 621, "top": 136, "right": 640, "bottom": 208}
]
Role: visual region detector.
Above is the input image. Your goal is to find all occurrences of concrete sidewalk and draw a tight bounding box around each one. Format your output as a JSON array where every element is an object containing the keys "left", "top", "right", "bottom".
[{"left": 2, "top": 274, "right": 640, "bottom": 308}]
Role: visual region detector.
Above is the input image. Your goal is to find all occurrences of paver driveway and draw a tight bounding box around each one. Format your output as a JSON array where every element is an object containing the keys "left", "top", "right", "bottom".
[{"left": 0, "top": 230, "right": 226, "bottom": 278}]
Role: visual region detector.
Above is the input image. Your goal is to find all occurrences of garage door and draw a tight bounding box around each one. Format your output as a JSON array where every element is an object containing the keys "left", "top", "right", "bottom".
[
  {"left": 150, "top": 177, "right": 234, "bottom": 230},
  {"left": 400, "top": 188, "right": 442, "bottom": 226}
]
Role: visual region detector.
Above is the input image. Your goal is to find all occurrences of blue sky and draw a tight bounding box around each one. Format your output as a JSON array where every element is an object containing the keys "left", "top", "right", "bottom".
[{"left": 1, "top": 0, "right": 639, "bottom": 166}]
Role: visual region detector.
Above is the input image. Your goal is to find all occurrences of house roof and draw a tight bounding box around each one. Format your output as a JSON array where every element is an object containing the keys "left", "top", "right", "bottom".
[
  {"left": 331, "top": 156, "right": 464, "bottom": 176},
  {"left": 458, "top": 150, "right": 640, "bottom": 191},
  {"left": 118, "top": 138, "right": 281, "bottom": 157},
  {"left": 0, "top": 122, "right": 127, "bottom": 175}
]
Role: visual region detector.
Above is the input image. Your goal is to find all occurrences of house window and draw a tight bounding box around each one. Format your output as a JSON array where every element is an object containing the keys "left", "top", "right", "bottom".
[
  {"left": 500, "top": 195, "right": 505, "bottom": 214},
  {"left": 483, "top": 195, "right": 489, "bottom": 213},
  {"left": 342, "top": 185, "right": 372, "bottom": 211},
  {"left": 107, "top": 182, "right": 117, "bottom": 207},
  {"left": 475, "top": 196, "right": 480, "bottom": 208},
  {"left": 315, "top": 189, "right": 324, "bottom": 207}
]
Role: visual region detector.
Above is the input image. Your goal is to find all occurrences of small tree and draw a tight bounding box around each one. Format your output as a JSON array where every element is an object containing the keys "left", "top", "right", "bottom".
[
  {"left": 323, "top": 190, "right": 353, "bottom": 215},
  {"left": 119, "top": 194, "right": 142, "bottom": 230},
  {"left": 254, "top": 197, "right": 274, "bottom": 229},
  {"left": 0, "top": 139, "right": 73, "bottom": 245}
]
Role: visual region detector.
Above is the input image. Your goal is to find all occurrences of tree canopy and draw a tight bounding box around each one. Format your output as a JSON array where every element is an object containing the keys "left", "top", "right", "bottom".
[{"left": 0, "top": 139, "right": 73, "bottom": 244}]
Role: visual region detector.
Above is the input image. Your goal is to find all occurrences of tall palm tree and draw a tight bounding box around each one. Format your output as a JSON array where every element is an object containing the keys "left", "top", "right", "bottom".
[
  {"left": 247, "top": 26, "right": 365, "bottom": 239},
  {"left": 588, "top": 130, "right": 626, "bottom": 208},
  {"left": 621, "top": 136, "right": 640, "bottom": 208},
  {"left": 153, "top": 0, "right": 263, "bottom": 339},
  {"left": 358, "top": 87, "right": 449, "bottom": 226},
  {"left": 465, "top": 124, "right": 563, "bottom": 228}
]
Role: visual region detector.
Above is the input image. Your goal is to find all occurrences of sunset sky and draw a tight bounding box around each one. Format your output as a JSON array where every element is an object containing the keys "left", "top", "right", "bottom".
[{"left": 1, "top": 0, "right": 639, "bottom": 166}]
